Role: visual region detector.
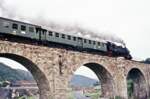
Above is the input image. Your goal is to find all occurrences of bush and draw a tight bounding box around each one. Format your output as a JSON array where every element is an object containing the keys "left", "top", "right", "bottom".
[{"left": 115, "top": 96, "right": 122, "bottom": 99}]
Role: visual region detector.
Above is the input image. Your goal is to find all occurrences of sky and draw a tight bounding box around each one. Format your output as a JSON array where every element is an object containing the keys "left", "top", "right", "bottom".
[
  {"left": 0, "top": 0, "right": 150, "bottom": 79},
  {"left": 0, "top": 58, "right": 28, "bottom": 71}
]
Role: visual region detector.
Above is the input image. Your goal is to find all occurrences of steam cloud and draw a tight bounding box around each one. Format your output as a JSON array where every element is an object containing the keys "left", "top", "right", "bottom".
[{"left": 0, "top": 0, "right": 124, "bottom": 45}]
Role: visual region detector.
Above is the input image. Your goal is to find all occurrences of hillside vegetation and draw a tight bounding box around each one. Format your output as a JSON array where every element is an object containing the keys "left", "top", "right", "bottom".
[{"left": 0, "top": 63, "right": 34, "bottom": 82}]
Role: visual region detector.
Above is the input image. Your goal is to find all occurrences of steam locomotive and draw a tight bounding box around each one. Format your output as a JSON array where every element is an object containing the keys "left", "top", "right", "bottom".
[{"left": 0, "top": 17, "right": 132, "bottom": 59}]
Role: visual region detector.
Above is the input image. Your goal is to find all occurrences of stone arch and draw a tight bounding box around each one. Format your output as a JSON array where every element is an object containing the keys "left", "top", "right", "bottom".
[
  {"left": 70, "top": 62, "right": 115, "bottom": 98},
  {"left": 0, "top": 53, "right": 51, "bottom": 99},
  {"left": 127, "top": 68, "right": 147, "bottom": 99},
  {"left": 84, "top": 63, "right": 115, "bottom": 98}
]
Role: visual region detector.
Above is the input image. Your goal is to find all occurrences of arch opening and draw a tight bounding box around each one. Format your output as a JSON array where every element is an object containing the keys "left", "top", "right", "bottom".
[
  {"left": 84, "top": 63, "right": 115, "bottom": 98},
  {"left": 0, "top": 53, "right": 51, "bottom": 99},
  {"left": 69, "top": 63, "right": 115, "bottom": 99},
  {"left": 127, "top": 68, "right": 147, "bottom": 99}
]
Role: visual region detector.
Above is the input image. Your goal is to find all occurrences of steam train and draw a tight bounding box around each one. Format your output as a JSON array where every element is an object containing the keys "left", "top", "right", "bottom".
[{"left": 0, "top": 17, "right": 132, "bottom": 59}]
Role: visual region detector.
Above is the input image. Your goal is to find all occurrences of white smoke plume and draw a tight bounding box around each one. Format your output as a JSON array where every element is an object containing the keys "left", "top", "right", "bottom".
[
  {"left": 0, "top": 0, "right": 18, "bottom": 19},
  {"left": 0, "top": 0, "right": 125, "bottom": 45}
]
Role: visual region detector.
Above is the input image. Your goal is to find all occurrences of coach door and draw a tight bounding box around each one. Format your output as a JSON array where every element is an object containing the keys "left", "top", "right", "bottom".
[
  {"left": 77, "top": 37, "right": 83, "bottom": 47},
  {"left": 36, "top": 27, "right": 41, "bottom": 40},
  {"left": 40, "top": 29, "right": 47, "bottom": 41}
]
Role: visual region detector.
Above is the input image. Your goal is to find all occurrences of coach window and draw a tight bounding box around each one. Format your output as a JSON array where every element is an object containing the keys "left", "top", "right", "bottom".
[
  {"left": 98, "top": 42, "right": 101, "bottom": 46},
  {"left": 12, "top": 23, "right": 18, "bottom": 29},
  {"left": 55, "top": 33, "right": 59, "bottom": 37},
  {"left": 62, "top": 34, "right": 65, "bottom": 39},
  {"left": 67, "top": 35, "right": 71, "bottom": 40},
  {"left": 89, "top": 40, "right": 91, "bottom": 44},
  {"left": 84, "top": 39, "right": 87, "bottom": 43},
  {"left": 73, "top": 37, "right": 76, "bottom": 41},
  {"left": 3, "top": 21, "right": 10, "bottom": 28},
  {"left": 49, "top": 31, "right": 53, "bottom": 36},
  {"left": 93, "top": 41, "right": 96, "bottom": 45},
  {"left": 21, "top": 25, "right": 26, "bottom": 31},
  {"left": 29, "top": 27, "right": 34, "bottom": 32}
]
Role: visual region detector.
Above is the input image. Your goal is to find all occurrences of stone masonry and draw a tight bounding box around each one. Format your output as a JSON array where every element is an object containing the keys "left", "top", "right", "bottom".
[{"left": 0, "top": 39, "right": 149, "bottom": 99}]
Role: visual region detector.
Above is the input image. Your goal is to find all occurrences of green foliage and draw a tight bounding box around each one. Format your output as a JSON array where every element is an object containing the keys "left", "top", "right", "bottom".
[
  {"left": 18, "top": 96, "right": 34, "bottom": 99},
  {"left": 141, "top": 58, "right": 150, "bottom": 64},
  {"left": 0, "top": 63, "right": 34, "bottom": 82},
  {"left": 127, "top": 79, "right": 134, "bottom": 97},
  {"left": 93, "top": 81, "right": 100, "bottom": 86},
  {"left": 0, "top": 81, "right": 3, "bottom": 87},
  {"left": 85, "top": 91, "right": 101, "bottom": 99},
  {"left": 115, "top": 96, "right": 122, "bottom": 99},
  {"left": 0, "top": 81, "right": 10, "bottom": 87},
  {"left": 68, "top": 91, "right": 75, "bottom": 99}
]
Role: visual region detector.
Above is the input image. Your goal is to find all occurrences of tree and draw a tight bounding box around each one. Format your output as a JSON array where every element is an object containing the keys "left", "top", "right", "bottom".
[
  {"left": 127, "top": 79, "right": 134, "bottom": 98},
  {"left": 93, "top": 81, "right": 100, "bottom": 86},
  {"left": 0, "top": 80, "right": 10, "bottom": 87},
  {"left": 144, "top": 58, "right": 150, "bottom": 64}
]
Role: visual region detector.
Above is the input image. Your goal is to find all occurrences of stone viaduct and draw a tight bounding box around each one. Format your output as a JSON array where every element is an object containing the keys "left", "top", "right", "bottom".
[{"left": 0, "top": 39, "right": 149, "bottom": 99}]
